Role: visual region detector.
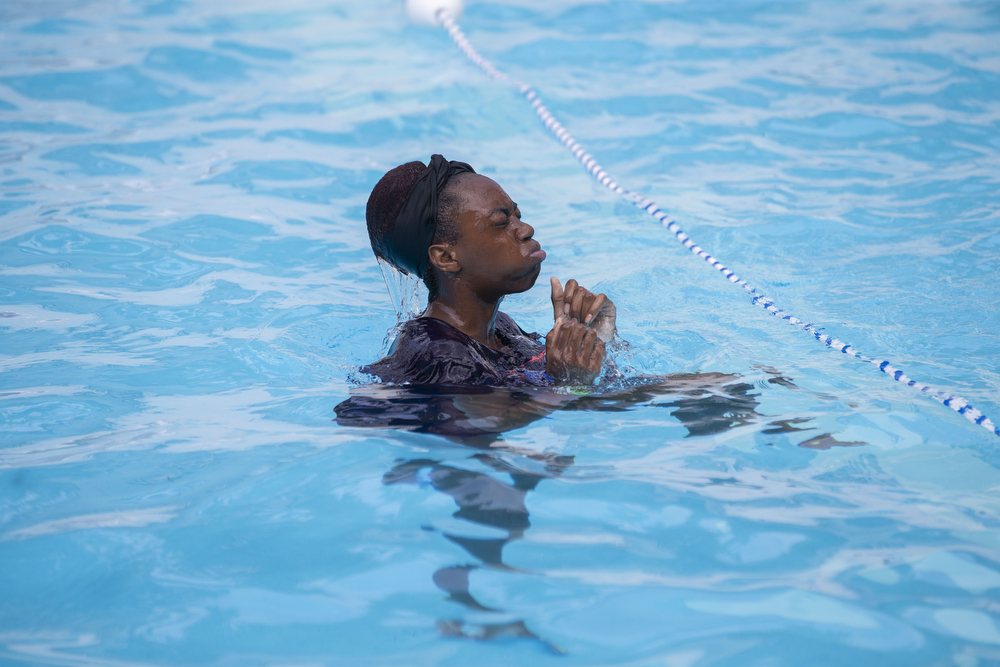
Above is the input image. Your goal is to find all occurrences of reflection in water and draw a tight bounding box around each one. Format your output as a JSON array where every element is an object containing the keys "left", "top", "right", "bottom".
[
  {"left": 336, "top": 371, "right": 864, "bottom": 649},
  {"left": 335, "top": 371, "right": 858, "bottom": 446},
  {"left": 383, "top": 453, "right": 572, "bottom": 652},
  {"left": 798, "top": 433, "right": 866, "bottom": 450},
  {"left": 335, "top": 372, "right": 780, "bottom": 440},
  {"left": 563, "top": 373, "right": 764, "bottom": 437}
]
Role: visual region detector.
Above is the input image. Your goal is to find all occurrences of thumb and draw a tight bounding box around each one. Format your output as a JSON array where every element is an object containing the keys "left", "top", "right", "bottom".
[
  {"left": 545, "top": 315, "right": 562, "bottom": 347},
  {"left": 550, "top": 276, "right": 565, "bottom": 322}
]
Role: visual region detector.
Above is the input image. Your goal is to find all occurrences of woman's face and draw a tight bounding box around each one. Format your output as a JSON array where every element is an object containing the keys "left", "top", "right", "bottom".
[{"left": 445, "top": 173, "right": 546, "bottom": 299}]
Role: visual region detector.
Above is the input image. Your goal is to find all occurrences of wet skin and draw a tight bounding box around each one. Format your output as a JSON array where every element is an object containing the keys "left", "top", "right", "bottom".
[{"left": 423, "top": 173, "right": 616, "bottom": 384}]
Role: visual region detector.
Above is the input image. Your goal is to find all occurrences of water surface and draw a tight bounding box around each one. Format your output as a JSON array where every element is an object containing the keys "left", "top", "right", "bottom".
[{"left": 1, "top": 0, "right": 999, "bottom": 665}]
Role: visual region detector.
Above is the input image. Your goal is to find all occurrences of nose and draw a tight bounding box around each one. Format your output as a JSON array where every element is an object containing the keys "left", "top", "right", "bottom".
[{"left": 517, "top": 220, "right": 534, "bottom": 242}]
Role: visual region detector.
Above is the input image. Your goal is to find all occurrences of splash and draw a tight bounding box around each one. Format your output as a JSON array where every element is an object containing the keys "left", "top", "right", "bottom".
[{"left": 377, "top": 256, "right": 427, "bottom": 351}]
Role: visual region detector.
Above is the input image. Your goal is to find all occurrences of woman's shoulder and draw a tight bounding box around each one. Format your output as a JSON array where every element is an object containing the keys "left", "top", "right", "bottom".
[
  {"left": 496, "top": 311, "right": 541, "bottom": 342},
  {"left": 364, "top": 317, "right": 495, "bottom": 385},
  {"left": 398, "top": 316, "right": 471, "bottom": 344},
  {"left": 392, "top": 313, "right": 539, "bottom": 352},
  {"left": 388, "top": 317, "right": 488, "bottom": 363},
  {"left": 495, "top": 311, "right": 518, "bottom": 331},
  {"left": 397, "top": 312, "right": 526, "bottom": 335},
  {"left": 363, "top": 314, "right": 546, "bottom": 386}
]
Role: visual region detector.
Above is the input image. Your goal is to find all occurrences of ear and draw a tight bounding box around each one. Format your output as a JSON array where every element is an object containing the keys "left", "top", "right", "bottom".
[{"left": 428, "top": 244, "right": 461, "bottom": 275}]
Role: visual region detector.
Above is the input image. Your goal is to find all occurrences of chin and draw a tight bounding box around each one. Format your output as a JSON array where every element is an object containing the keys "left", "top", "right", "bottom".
[{"left": 508, "top": 262, "right": 541, "bottom": 294}]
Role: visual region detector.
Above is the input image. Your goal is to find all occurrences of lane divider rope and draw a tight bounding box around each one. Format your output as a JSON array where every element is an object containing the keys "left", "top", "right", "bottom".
[{"left": 435, "top": 9, "right": 999, "bottom": 438}]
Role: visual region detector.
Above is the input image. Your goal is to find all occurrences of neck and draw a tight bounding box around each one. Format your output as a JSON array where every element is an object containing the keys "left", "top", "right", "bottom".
[{"left": 423, "top": 279, "right": 503, "bottom": 349}]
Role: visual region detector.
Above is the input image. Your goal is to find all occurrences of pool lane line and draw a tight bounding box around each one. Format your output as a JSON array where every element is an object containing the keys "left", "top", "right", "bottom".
[{"left": 434, "top": 9, "right": 1000, "bottom": 438}]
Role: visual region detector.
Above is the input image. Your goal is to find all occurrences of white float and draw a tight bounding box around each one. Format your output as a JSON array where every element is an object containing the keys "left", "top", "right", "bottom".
[{"left": 405, "top": 0, "right": 464, "bottom": 26}]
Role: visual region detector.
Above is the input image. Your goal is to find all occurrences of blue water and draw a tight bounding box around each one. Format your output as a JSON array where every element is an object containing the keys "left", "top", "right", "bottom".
[{"left": 2, "top": 0, "right": 1000, "bottom": 664}]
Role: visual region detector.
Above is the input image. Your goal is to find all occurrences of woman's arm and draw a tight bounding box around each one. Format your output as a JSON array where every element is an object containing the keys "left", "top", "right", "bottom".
[
  {"left": 542, "top": 276, "right": 616, "bottom": 384},
  {"left": 549, "top": 277, "right": 617, "bottom": 342},
  {"left": 545, "top": 317, "right": 605, "bottom": 384}
]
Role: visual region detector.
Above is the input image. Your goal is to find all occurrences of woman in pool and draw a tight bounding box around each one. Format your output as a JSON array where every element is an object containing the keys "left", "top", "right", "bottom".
[
  {"left": 363, "top": 154, "right": 617, "bottom": 387},
  {"left": 349, "top": 156, "right": 823, "bottom": 445}
]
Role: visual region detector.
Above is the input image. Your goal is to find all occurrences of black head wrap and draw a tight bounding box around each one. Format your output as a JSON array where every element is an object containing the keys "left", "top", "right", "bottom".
[{"left": 385, "top": 154, "right": 476, "bottom": 278}]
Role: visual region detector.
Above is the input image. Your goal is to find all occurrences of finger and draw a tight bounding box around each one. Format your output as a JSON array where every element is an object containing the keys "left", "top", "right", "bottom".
[
  {"left": 569, "top": 323, "right": 587, "bottom": 362},
  {"left": 545, "top": 320, "right": 564, "bottom": 374},
  {"left": 581, "top": 328, "right": 597, "bottom": 360},
  {"left": 579, "top": 291, "right": 595, "bottom": 322},
  {"left": 591, "top": 337, "right": 606, "bottom": 369},
  {"left": 547, "top": 342, "right": 562, "bottom": 368},
  {"left": 563, "top": 279, "right": 578, "bottom": 317},
  {"left": 570, "top": 285, "right": 587, "bottom": 320},
  {"left": 550, "top": 277, "right": 565, "bottom": 322},
  {"left": 581, "top": 292, "right": 600, "bottom": 324},
  {"left": 584, "top": 294, "right": 606, "bottom": 326},
  {"left": 549, "top": 316, "right": 565, "bottom": 345},
  {"left": 555, "top": 318, "right": 573, "bottom": 349}
]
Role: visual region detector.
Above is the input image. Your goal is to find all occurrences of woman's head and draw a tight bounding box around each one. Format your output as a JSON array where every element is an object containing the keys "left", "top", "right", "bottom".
[{"left": 366, "top": 157, "right": 545, "bottom": 302}]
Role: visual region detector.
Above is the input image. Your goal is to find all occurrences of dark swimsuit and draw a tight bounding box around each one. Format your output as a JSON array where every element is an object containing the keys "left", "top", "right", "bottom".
[
  {"left": 362, "top": 312, "right": 554, "bottom": 387},
  {"left": 346, "top": 317, "right": 768, "bottom": 438}
]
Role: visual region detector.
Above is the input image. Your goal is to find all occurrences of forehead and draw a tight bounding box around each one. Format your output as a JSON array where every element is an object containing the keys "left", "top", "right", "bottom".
[{"left": 453, "top": 173, "right": 512, "bottom": 212}]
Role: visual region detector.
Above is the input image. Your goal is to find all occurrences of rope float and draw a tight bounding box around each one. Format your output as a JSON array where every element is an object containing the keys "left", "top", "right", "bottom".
[{"left": 407, "top": 1, "right": 999, "bottom": 438}]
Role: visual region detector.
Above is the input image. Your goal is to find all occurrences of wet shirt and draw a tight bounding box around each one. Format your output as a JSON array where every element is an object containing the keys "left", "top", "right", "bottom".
[{"left": 362, "top": 313, "right": 554, "bottom": 387}]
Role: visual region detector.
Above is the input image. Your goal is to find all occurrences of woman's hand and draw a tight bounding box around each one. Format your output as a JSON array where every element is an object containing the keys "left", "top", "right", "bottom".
[
  {"left": 545, "top": 317, "right": 605, "bottom": 385},
  {"left": 550, "top": 277, "right": 617, "bottom": 342}
]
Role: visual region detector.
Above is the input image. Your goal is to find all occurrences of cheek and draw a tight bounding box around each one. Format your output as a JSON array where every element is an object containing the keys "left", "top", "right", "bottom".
[
  {"left": 463, "top": 231, "right": 523, "bottom": 273},
  {"left": 460, "top": 243, "right": 498, "bottom": 274},
  {"left": 504, "top": 230, "right": 526, "bottom": 254},
  {"left": 478, "top": 233, "right": 516, "bottom": 262}
]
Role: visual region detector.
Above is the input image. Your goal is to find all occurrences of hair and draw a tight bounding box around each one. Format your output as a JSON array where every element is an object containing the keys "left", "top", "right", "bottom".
[{"left": 366, "top": 161, "right": 464, "bottom": 302}]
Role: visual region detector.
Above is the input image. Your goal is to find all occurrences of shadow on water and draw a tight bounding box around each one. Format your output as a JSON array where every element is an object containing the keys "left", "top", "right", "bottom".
[
  {"left": 382, "top": 453, "right": 573, "bottom": 653},
  {"left": 334, "top": 372, "right": 774, "bottom": 442},
  {"left": 334, "top": 371, "right": 864, "bottom": 650}
]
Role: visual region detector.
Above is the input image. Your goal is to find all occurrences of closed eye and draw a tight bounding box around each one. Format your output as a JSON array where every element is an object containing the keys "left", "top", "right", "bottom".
[
  {"left": 489, "top": 205, "right": 512, "bottom": 227},
  {"left": 488, "top": 203, "right": 519, "bottom": 226}
]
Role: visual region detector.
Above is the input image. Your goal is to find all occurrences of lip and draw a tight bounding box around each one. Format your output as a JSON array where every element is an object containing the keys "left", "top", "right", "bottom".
[{"left": 529, "top": 243, "right": 546, "bottom": 262}]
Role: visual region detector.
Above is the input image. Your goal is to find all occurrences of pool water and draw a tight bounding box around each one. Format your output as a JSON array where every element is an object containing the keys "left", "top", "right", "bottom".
[{"left": 2, "top": 0, "right": 1000, "bottom": 664}]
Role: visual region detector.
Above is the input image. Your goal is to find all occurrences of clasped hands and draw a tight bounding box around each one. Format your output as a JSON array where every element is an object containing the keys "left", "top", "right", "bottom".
[{"left": 544, "top": 277, "right": 617, "bottom": 385}]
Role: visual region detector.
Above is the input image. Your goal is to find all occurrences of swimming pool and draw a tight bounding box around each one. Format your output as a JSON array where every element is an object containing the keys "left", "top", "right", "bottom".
[{"left": 2, "top": 0, "right": 999, "bottom": 664}]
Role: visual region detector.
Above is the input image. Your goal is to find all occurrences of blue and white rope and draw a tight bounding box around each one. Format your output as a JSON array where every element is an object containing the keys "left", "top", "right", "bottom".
[{"left": 435, "top": 9, "right": 999, "bottom": 438}]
